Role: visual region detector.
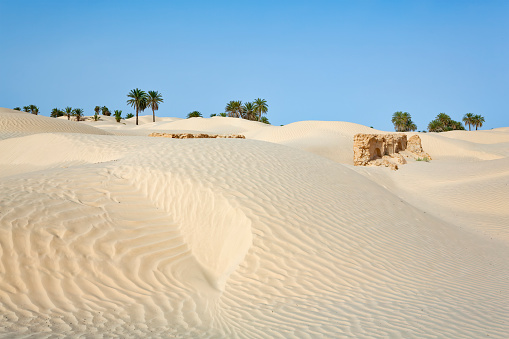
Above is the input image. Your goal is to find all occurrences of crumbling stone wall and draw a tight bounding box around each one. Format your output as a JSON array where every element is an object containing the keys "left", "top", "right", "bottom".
[
  {"left": 354, "top": 134, "right": 431, "bottom": 170},
  {"left": 149, "top": 133, "right": 245, "bottom": 139}
]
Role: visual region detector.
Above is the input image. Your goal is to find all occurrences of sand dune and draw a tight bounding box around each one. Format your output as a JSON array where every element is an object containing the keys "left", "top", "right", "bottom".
[
  {"left": 0, "top": 109, "right": 508, "bottom": 338},
  {"left": 0, "top": 108, "right": 110, "bottom": 140}
]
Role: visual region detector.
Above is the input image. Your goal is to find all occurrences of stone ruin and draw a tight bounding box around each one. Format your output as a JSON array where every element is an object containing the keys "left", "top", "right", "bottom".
[
  {"left": 149, "top": 132, "right": 245, "bottom": 139},
  {"left": 353, "top": 134, "right": 431, "bottom": 170}
]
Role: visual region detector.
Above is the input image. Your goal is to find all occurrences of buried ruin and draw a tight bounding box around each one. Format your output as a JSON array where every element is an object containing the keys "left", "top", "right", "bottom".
[{"left": 353, "top": 134, "right": 431, "bottom": 170}]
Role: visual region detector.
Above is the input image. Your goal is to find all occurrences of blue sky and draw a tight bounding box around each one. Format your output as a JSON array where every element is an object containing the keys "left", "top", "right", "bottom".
[{"left": 1, "top": 0, "right": 507, "bottom": 130}]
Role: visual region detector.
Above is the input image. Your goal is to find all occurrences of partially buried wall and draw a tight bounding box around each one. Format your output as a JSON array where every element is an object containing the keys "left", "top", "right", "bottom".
[{"left": 353, "top": 134, "right": 431, "bottom": 170}]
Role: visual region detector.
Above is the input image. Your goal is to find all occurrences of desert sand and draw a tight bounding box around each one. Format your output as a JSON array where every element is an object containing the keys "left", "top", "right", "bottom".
[{"left": 0, "top": 107, "right": 508, "bottom": 338}]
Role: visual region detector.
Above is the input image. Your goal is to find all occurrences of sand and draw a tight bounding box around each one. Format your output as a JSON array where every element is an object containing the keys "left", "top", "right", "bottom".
[{"left": 0, "top": 107, "right": 508, "bottom": 338}]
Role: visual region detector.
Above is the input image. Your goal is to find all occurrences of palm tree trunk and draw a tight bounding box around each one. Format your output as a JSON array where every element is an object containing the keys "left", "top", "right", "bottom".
[
  {"left": 136, "top": 107, "right": 139, "bottom": 126},
  {"left": 152, "top": 107, "right": 155, "bottom": 123}
]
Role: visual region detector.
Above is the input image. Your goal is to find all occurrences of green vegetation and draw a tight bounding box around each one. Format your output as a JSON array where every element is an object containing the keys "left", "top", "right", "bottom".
[
  {"left": 428, "top": 113, "right": 465, "bottom": 132},
  {"left": 391, "top": 111, "right": 417, "bottom": 132},
  {"left": 114, "top": 110, "right": 123, "bottom": 123},
  {"left": 187, "top": 111, "right": 202, "bottom": 118},
  {"left": 254, "top": 98, "right": 268, "bottom": 122},
  {"left": 50, "top": 108, "right": 64, "bottom": 118},
  {"left": 13, "top": 107, "right": 21, "bottom": 111},
  {"left": 94, "top": 106, "right": 101, "bottom": 121},
  {"left": 147, "top": 91, "right": 163, "bottom": 123},
  {"left": 243, "top": 102, "right": 256, "bottom": 120},
  {"left": 225, "top": 100, "right": 242, "bottom": 118},
  {"left": 416, "top": 156, "right": 430, "bottom": 162},
  {"left": 260, "top": 116, "right": 270, "bottom": 124},
  {"left": 462, "top": 113, "right": 475, "bottom": 131},
  {"left": 462, "top": 113, "right": 485, "bottom": 131},
  {"left": 222, "top": 98, "right": 269, "bottom": 123},
  {"left": 73, "top": 108, "right": 84, "bottom": 121},
  {"left": 20, "top": 104, "right": 40, "bottom": 115},
  {"left": 472, "top": 114, "right": 485, "bottom": 130},
  {"left": 64, "top": 106, "right": 73, "bottom": 120},
  {"left": 126, "top": 113, "right": 134, "bottom": 119},
  {"left": 126, "top": 88, "right": 148, "bottom": 125},
  {"left": 101, "top": 106, "right": 111, "bottom": 116}
]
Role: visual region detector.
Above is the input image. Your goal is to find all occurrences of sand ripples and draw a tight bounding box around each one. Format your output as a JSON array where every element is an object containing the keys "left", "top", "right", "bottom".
[{"left": 0, "top": 124, "right": 507, "bottom": 337}]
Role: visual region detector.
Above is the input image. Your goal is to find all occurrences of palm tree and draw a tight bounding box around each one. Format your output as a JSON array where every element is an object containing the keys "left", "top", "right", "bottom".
[
  {"left": 451, "top": 120, "right": 465, "bottom": 130},
  {"left": 187, "top": 111, "right": 202, "bottom": 118},
  {"left": 13, "top": 107, "right": 21, "bottom": 111},
  {"left": 225, "top": 101, "right": 235, "bottom": 117},
  {"left": 391, "top": 111, "right": 405, "bottom": 132},
  {"left": 126, "top": 113, "right": 134, "bottom": 119},
  {"left": 260, "top": 116, "right": 270, "bottom": 124},
  {"left": 147, "top": 91, "right": 164, "bottom": 122},
  {"left": 253, "top": 98, "right": 268, "bottom": 122},
  {"left": 473, "top": 114, "right": 485, "bottom": 130},
  {"left": 114, "top": 110, "right": 123, "bottom": 123},
  {"left": 27, "top": 104, "right": 39, "bottom": 115},
  {"left": 407, "top": 121, "right": 417, "bottom": 131},
  {"left": 73, "top": 108, "right": 84, "bottom": 121},
  {"left": 101, "top": 106, "right": 111, "bottom": 116},
  {"left": 243, "top": 102, "right": 257, "bottom": 120},
  {"left": 219, "top": 113, "right": 227, "bottom": 117},
  {"left": 22, "top": 106, "right": 30, "bottom": 113},
  {"left": 225, "top": 100, "right": 243, "bottom": 118},
  {"left": 64, "top": 106, "right": 73, "bottom": 120},
  {"left": 436, "top": 113, "right": 451, "bottom": 128},
  {"left": 427, "top": 119, "right": 443, "bottom": 132},
  {"left": 126, "top": 88, "right": 148, "bottom": 125},
  {"left": 233, "top": 101, "right": 243, "bottom": 118},
  {"left": 50, "top": 108, "right": 63, "bottom": 118},
  {"left": 463, "top": 113, "right": 475, "bottom": 131},
  {"left": 400, "top": 112, "right": 417, "bottom": 131}
]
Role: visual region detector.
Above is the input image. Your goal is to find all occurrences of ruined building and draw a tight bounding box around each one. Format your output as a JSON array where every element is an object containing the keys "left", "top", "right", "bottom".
[{"left": 353, "top": 134, "right": 431, "bottom": 170}]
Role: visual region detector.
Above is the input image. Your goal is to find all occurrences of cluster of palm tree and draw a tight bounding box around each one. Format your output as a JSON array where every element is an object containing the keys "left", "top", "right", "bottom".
[
  {"left": 428, "top": 113, "right": 465, "bottom": 132},
  {"left": 391, "top": 111, "right": 417, "bottom": 132},
  {"left": 49, "top": 107, "right": 85, "bottom": 121},
  {"left": 462, "top": 113, "right": 485, "bottom": 131},
  {"left": 223, "top": 98, "right": 268, "bottom": 122},
  {"left": 13, "top": 105, "right": 40, "bottom": 115},
  {"left": 126, "top": 89, "right": 164, "bottom": 125}
]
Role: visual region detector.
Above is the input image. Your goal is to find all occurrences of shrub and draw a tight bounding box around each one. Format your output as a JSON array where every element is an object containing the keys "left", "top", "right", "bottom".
[
  {"left": 114, "top": 110, "right": 122, "bottom": 123},
  {"left": 187, "top": 111, "right": 202, "bottom": 118}
]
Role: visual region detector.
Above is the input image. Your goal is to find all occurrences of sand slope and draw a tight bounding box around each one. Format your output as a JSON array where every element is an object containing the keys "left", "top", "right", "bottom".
[
  {"left": 0, "top": 111, "right": 508, "bottom": 338},
  {"left": 0, "top": 108, "right": 110, "bottom": 140}
]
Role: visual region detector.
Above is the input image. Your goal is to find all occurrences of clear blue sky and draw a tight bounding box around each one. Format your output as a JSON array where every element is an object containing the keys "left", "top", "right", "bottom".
[{"left": 1, "top": 0, "right": 507, "bottom": 130}]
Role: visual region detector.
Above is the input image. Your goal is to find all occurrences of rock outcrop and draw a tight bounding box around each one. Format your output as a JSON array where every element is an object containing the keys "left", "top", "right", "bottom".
[
  {"left": 149, "top": 133, "right": 245, "bottom": 139},
  {"left": 353, "top": 134, "right": 431, "bottom": 170}
]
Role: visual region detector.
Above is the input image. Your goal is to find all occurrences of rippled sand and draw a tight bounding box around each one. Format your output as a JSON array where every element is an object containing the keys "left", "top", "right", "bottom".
[{"left": 0, "top": 108, "right": 508, "bottom": 338}]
